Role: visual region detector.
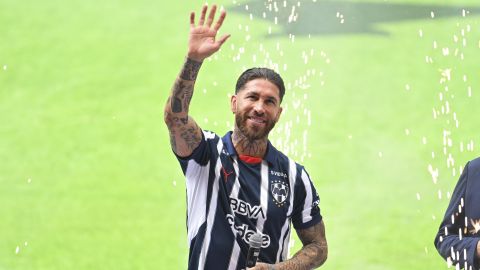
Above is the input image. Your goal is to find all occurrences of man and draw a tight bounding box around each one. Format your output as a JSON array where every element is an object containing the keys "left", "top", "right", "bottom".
[
  {"left": 434, "top": 157, "right": 480, "bottom": 269},
  {"left": 164, "top": 4, "right": 327, "bottom": 270}
]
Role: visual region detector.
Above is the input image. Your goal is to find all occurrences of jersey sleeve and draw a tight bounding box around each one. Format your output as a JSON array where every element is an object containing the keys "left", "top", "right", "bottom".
[
  {"left": 291, "top": 166, "right": 322, "bottom": 230},
  {"left": 434, "top": 161, "right": 480, "bottom": 269},
  {"left": 174, "top": 130, "right": 219, "bottom": 175}
]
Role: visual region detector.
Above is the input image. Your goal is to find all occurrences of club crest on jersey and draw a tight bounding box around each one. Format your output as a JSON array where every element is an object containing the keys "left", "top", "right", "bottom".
[{"left": 271, "top": 180, "right": 289, "bottom": 206}]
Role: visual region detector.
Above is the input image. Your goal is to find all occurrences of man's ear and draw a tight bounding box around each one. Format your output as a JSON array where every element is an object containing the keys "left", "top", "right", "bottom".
[
  {"left": 230, "top": 95, "right": 237, "bottom": 114},
  {"left": 275, "top": 106, "right": 283, "bottom": 122}
]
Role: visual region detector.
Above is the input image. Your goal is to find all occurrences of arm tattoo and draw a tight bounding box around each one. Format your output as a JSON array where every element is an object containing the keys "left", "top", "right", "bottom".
[
  {"left": 179, "top": 58, "right": 202, "bottom": 81},
  {"left": 172, "top": 97, "right": 183, "bottom": 113},
  {"left": 179, "top": 124, "right": 202, "bottom": 150},
  {"left": 276, "top": 222, "right": 327, "bottom": 270},
  {"left": 170, "top": 80, "right": 193, "bottom": 113},
  {"left": 164, "top": 58, "right": 203, "bottom": 156},
  {"left": 168, "top": 58, "right": 201, "bottom": 114},
  {"left": 169, "top": 131, "right": 177, "bottom": 152}
]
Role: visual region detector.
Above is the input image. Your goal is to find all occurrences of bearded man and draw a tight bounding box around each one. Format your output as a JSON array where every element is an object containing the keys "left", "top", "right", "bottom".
[{"left": 164, "top": 4, "right": 328, "bottom": 270}]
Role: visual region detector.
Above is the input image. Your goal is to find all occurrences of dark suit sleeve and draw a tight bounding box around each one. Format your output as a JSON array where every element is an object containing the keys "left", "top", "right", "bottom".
[{"left": 434, "top": 161, "right": 480, "bottom": 269}]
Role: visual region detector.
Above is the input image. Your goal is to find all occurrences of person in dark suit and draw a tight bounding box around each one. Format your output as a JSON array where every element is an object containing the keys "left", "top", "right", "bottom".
[{"left": 435, "top": 157, "right": 480, "bottom": 269}]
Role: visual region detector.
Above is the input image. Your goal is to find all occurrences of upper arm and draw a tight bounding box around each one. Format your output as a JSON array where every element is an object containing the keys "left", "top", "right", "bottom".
[
  {"left": 164, "top": 99, "right": 203, "bottom": 157},
  {"left": 297, "top": 220, "right": 327, "bottom": 247},
  {"left": 435, "top": 162, "right": 469, "bottom": 241},
  {"left": 434, "top": 161, "right": 480, "bottom": 268},
  {"left": 292, "top": 167, "right": 322, "bottom": 229}
]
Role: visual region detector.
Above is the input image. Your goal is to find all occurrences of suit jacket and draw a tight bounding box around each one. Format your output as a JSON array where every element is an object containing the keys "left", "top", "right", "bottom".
[{"left": 435, "top": 157, "right": 480, "bottom": 269}]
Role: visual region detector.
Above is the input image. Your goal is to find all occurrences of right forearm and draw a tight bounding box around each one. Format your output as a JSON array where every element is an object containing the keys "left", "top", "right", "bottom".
[
  {"left": 166, "top": 57, "right": 203, "bottom": 115},
  {"left": 435, "top": 234, "right": 480, "bottom": 268},
  {"left": 164, "top": 57, "right": 204, "bottom": 156},
  {"left": 164, "top": 4, "right": 228, "bottom": 157}
]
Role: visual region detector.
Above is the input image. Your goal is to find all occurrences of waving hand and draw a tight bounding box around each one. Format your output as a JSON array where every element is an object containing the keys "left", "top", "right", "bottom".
[{"left": 188, "top": 4, "right": 230, "bottom": 62}]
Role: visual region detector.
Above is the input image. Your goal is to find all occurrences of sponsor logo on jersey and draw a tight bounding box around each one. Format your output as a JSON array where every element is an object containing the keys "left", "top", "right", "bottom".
[
  {"left": 221, "top": 166, "right": 234, "bottom": 182},
  {"left": 271, "top": 180, "right": 289, "bottom": 206},
  {"left": 226, "top": 214, "right": 271, "bottom": 248},
  {"left": 229, "top": 197, "right": 266, "bottom": 219},
  {"left": 270, "top": 170, "right": 288, "bottom": 178}
]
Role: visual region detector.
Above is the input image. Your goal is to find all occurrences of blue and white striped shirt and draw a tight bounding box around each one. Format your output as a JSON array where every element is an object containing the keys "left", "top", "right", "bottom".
[{"left": 177, "top": 130, "right": 322, "bottom": 270}]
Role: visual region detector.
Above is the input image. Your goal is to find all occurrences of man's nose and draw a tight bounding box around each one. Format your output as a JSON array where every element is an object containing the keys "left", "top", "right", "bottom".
[{"left": 253, "top": 101, "right": 265, "bottom": 115}]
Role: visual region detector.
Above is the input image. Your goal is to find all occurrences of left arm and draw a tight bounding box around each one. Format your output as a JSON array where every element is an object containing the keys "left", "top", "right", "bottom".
[
  {"left": 434, "top": 161, "right": 480, "bottom": 269},
  {"left": 250, "top": 220, "right": 328, "bottom": 270}
]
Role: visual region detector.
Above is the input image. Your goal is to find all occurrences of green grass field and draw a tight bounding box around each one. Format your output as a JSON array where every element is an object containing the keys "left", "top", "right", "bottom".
[{"left": 1, "top": 0, "right": 479, "bottom": 269}]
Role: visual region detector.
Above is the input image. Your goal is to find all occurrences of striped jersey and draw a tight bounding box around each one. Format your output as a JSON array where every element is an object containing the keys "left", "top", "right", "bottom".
[{"left": 176, "top": 130, "right": 322, "bottom": 270}]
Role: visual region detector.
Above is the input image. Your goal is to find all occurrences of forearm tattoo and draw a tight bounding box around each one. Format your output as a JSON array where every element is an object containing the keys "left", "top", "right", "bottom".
[
  {"left": 170, "top": 80, "right": 193, "bottom": 113},
  {"left": 278, "top": 222, "right": 327, "bottom": 270},
  {"left": 164, "top": 58, "right": 204, "bottom": 154},
  {"left": 179, "top": 58, "right": 202, "bottom": 81},
  {"left": 169, "top": 58, "right": 201, "bottom": 113}
]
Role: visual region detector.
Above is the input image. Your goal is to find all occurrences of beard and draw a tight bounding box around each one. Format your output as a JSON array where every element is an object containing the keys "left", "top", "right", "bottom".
[{"left": 235, "top": 111, "right": 277, "bottom": 141}]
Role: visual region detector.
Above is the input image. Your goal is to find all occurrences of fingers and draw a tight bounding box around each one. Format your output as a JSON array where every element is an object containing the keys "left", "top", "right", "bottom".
[
  {"left": 190, "top": 12, "right": 195, "bottom": 29},
  {"left": 198, "top": 4, "right": 208, "bottom": 26},
  {"left": 206, "top": 5, "right": 217, "bottom": 27},
  {"left": 216, "top": 34, "right": 231, "bottom": 47},
  {"left": 194, "top": 4, "right": 226, "bottom": 30},
  {"left": 213, "top": 8, "right": 226, "bottom": 32}
]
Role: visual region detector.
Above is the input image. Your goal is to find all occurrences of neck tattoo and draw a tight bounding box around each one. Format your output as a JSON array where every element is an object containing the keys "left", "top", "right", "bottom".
[{"left": 232, "top": 128, "right": 268, "bottom": 158}]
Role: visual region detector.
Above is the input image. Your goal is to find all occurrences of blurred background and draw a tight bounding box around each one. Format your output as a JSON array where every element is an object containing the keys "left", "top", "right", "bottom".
[{"left": 1, "top": 0, "right": 479, "bottom": 269}]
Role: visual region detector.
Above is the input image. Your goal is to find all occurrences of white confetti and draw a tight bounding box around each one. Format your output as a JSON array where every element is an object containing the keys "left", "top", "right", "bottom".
[{"left": 428, "top": 164, "right": 439, "bottom": 184}]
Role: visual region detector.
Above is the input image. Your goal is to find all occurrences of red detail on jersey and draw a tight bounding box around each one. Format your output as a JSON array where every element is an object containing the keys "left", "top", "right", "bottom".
[
  {"left": 222, "top": 167, "right": 234, "bottom": 182},
  {"left": 239, "top": 155, "right": 262, "bottom": 164}
]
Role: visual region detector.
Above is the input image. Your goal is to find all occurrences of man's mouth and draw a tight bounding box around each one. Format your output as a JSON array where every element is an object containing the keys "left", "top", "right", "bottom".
[{"left": 247, "top": 116, "right": 266, "bottom": 125}]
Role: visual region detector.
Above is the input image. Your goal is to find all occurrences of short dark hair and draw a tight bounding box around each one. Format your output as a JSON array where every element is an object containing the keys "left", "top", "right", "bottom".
[{"left": 235, "top": 68, "right": 286, "bottom": 102}]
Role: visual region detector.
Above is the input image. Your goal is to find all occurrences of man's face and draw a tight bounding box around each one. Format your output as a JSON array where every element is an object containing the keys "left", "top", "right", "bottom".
[{"left": 231, "top": 79, "right": 283, "bottom": 140}]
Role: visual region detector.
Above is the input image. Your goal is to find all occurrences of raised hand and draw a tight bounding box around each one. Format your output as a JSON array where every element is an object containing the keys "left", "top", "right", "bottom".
[{"left": 187, "top": 4, "right": 230, "bottom": 62}]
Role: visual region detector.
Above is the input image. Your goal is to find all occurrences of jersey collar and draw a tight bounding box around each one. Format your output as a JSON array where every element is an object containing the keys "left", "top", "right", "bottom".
[{"left": 222, "top": 131, "right": 278, "bottom": 165}]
